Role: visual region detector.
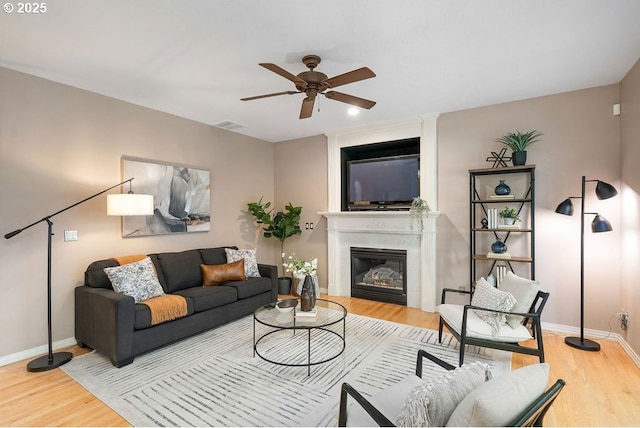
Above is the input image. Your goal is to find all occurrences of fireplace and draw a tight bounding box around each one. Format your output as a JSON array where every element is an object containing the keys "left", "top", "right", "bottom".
[{"left": 351, "top": 247, "right": 407, "bottom": 305}]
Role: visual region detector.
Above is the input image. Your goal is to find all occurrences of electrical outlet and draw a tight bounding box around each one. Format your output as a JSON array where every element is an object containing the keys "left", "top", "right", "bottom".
[{"left": 619, "top": 309, "right": 629, "bottom": 331}]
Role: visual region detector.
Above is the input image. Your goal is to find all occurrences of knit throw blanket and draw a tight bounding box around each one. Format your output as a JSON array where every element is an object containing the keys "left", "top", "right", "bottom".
[{"left": 112, "top": 254, "right": 188, "bottom": 325}]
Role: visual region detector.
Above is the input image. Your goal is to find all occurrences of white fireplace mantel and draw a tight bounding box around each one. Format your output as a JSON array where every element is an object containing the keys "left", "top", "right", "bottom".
[
  {"left": 320, "top": 210, "right": 440, "bottom": 311},
  {"left": 321, "top": 116, "right": 440, "bottom": 312}
]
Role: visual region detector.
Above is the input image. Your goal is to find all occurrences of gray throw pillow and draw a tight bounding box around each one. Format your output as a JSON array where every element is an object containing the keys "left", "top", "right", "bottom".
[
  {"left": 225, "top": 248, "right": 261, "bottom": 278},
  {"left": 104, "top": 257, "right": 165, "bottom": 303},
  {"left": 396, "top": 361, "right": 492, "bottom": 427},
  {"left": 471, "top": 278, "right": 516, "bottom": 336},
  {"left": 498, "top": 271, "right": 540, "bottom": 329}
]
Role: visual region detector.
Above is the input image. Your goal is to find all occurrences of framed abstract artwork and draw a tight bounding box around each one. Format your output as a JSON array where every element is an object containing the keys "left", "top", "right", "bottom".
[{"left": 121, "top": 157, "right": 210, "bottom": 237}]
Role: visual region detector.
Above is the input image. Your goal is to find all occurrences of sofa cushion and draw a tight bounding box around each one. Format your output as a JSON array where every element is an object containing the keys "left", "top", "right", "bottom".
[
  {"left": 498, "top": 271, "right": 540, "bottom": 329},
  {"left": 201, "top": 259, "right": 247, "bottom": 286},
  {"left": 445, "top": 363, "right": 549, "bottom": 427},
  {"left": 154, "top": 249, "right": 204, "bottom": 293},
  {"left": 174, "top": 285, "right": 237, "bottom": 312},
  {"left": 103, "top": 257, "right": 165, "bottom": 303},
  {"left": 199, "top": 246, "right": 237, "bottom": 265},
  {"left": 85, "top": 259, "right": 119, "bottom": 288},
  {"left": 134, "top": 296, "right": 195, "bottom": 330},
  {"left": 225, "top": 276, "right": 274, "bottom": 299},
  {"left": 225, "top": 248, "right": 261, "bottom": 278}
]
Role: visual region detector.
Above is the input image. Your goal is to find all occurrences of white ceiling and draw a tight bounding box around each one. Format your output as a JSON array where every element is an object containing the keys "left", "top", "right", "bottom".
[{"left": 2, "top": 0, "right": 640, "bottom": 142}]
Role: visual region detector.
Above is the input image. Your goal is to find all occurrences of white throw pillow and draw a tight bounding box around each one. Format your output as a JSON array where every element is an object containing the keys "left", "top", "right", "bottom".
[
  {"left": 471, "top": 278, "right": 516, "bottom": 336},
  {"left": 103, "top": 257, "right": 165, "bottom": 303},
  {"left": 225, "top": 248, "right": 261, "bottom": 278},
  {"left": 498, "top": 271, "right": 540, "bottom": 329},
  {"left": 396, "top": 362, "right": 492, "bottom": 427},
  {"left": 445, "top": 363, "right": 550, "bottom": 427}
]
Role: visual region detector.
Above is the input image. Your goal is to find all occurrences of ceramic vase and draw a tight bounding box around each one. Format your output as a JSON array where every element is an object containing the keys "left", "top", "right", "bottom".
[
  {"left": 491, "top": 239, "right": 507, "bottom": 254},
  {"left": 495, "top": 180, "right": 511, "bottom": 195},
  {"left": 300, "top": 275, "right": 316, "bottom": 311}
]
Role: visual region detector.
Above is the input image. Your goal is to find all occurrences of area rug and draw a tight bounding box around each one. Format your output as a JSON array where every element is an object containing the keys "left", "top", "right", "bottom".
[{"left": 63, "top": 313, "right": 510, "bottom": 427}]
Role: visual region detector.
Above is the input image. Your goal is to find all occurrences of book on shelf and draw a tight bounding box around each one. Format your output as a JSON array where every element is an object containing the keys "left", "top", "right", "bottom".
[
  {"left": 487, "top": 252, "right": 512, "bottom": 259},
  {"left": 489, "top": 195, "right": 516, "bottom": 200}
]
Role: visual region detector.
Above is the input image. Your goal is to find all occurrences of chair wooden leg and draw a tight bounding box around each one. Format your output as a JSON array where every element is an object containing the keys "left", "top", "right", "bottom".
[{"left": 438, "top": 317, "right": 444, "bottom": 343}]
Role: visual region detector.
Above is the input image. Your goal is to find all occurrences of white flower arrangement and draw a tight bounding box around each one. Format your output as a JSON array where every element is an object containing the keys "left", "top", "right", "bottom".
[{"left": 283, "top": 253, "right": 317, "bottom": 276}]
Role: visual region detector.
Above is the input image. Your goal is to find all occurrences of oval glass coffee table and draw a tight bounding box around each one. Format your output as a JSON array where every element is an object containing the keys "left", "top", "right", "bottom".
[{"left": 253, "top": 298, "right": 347, "bottom": 375}]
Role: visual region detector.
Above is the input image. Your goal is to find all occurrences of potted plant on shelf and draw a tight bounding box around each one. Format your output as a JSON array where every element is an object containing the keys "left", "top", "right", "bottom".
[
  {"left": 247, "top": 197, "right": 302, "bottom": 294},
  {"left": 495, "top": 130, "right": 542, "bottom": 166},
  {"left": 499, "top": 207, "right": 521, "bottom": 225}
]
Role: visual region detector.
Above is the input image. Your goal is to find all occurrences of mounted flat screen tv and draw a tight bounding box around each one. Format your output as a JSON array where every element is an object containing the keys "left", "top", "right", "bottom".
[{"left": 347, "top": 154, "right": 419, "bottom": 210}]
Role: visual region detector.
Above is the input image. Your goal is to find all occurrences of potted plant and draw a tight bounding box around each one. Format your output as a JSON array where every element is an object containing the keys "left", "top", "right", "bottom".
[
  {"left": 499, "top": 207, "right": 520, "bottom": 225},
  {"left": 409, "top": 196, "right": 429, "bottom": 232},
  {"left": 495, "top": 130, "right": 542, "bottom": 166},
  {"left": 247, "top": 197, "right": 302, "bottom": 294}
]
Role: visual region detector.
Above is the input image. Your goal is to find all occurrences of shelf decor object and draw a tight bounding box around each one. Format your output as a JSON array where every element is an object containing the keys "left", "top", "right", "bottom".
[
  {"left": 4, "top": 179, "right": 153, "bottom": 372},
  {"left": 555, "top": 176, "right": 618, "bottom": 352}
]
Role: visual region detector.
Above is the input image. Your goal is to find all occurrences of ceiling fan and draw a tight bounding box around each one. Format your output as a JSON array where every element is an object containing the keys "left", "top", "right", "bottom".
[{"left": 241, "top": 55, "right": 376, "bottom": 119}]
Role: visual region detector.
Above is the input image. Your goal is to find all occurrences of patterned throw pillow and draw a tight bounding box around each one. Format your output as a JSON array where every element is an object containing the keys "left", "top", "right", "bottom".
[
  {"left": 225, "top": 248, "right": 261, "bottom": 278},
  {"left": 103, "top": 257, "right": 165, "bottom": 303},
  {"left": 396, "top": 361, "right": 492, "bottom": 427},
  {"left": 471, "top": 277, "right": 516, "bottom": 336}
]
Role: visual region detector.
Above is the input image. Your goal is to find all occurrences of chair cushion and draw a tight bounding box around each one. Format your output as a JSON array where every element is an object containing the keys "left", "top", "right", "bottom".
[
  {"left": 225, "top": 248, "right": 261, "bottom": 278},
  {"left": 445, "top": 363, "right": 550, "bottom": 427},
  {"left": 498, "top": 271, "right": 540, "bottom": 329},
  {"left": 346, "top": 374, "right": 424, "bottom": 427},
  {"left": 437, "top": 304, "right": 533, "bottom": 342},
  {"left": 396, "top": 362, "right": 492, "bottom": 427},
  {"left": 154, "top": 249, "right": 204, "bottom": 293},
  {"left": 471, "top": 278, "right": 516, "bottom": 335}
]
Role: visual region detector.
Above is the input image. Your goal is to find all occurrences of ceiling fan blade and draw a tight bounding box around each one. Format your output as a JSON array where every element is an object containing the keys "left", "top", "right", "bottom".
[
  {"left": 241, "top": 91, "right": 299, "bottom": 101},
  {"left": 323, "top": 67, "right": 376, "bottom": 89},
  {"left": 300, "top": 97, "right": 315, "bottom": 119},
  {"left": 324, "top": 91, "right": 376, "bottom": 109},
  {"left": 259, "top": 63, "right": 307, "bottom": 86}
]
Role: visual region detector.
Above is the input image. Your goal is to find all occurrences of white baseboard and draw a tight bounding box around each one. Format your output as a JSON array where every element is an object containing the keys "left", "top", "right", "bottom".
[
  {"left": 0, "top": 337, "right": 77, "bottom": 367},
  {"left": 542, "top": 322, "right": 640, "bottom": 368}
]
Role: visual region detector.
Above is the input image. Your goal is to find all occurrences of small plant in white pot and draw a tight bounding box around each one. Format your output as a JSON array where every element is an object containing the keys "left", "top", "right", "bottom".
[{"left": 499, "top": 207, "right": 520, "bottom": 225}]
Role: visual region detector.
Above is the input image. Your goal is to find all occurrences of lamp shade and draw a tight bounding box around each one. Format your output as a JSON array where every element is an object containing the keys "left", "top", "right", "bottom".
[
  {"left": 107, "top": 194, "right": 154, "bottom": 216},
  {"left": 595, "top": 181, "right": 618, "bottom": 200},
  {"left": 555, "top": 198, "right": 574, "bottom": 216},
  {"left": 591, "top": 214, "right": 613, "bottom": 233}
]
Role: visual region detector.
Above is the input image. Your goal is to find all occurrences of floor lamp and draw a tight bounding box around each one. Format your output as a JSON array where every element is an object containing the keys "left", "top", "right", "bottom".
[
  {"left": 555, "top": 175, "right": 617, "bottom": 351},
  {"left": 4, "top": 178, "right": 153, "bottom": 372}
]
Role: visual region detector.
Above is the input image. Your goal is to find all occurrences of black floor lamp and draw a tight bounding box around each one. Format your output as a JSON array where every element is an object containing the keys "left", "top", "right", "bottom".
[
  {"left": 4, "top": 178, "right": 153, "bottom": 372},
  {"left": 555, "top": 175, "right": 618, "bottom": 352}
]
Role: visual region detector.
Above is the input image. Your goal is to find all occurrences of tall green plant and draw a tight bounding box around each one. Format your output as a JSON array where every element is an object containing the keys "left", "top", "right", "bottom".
[{"left": 247, "top": 197, "right": 302, "bottom": 276}]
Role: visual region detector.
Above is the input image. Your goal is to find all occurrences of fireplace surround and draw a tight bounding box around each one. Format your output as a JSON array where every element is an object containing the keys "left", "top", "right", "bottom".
[
  {"left": 351, "top": 247, "right": 407, "bottom": 305},
  {"left": 322, "top": 116, "right": 440, "bottom": 311}
]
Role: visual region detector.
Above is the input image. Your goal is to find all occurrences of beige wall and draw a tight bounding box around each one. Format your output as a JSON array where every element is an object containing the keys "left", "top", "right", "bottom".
[
  {"left": 0, "top": 68, "right": 276, "bottom": 359},
  {"left": 273, "top": 136, "right": 328, "bottom": 290},
  {"left": 620, "top": 58, "right": 640, "bottom": 352}
]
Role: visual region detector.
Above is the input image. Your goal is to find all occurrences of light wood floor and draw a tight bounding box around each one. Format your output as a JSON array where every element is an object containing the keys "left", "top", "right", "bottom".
[{"left": 1, "top": 295, "right": 639, "bottom": 426}]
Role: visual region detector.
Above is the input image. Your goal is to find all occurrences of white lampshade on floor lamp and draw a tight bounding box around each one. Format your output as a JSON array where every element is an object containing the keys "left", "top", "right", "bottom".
[
  {"left": 555, "top": 176, "right": 618, "bottom": 352},
  {"left": 4, "top": 178, "right": 153, "bottom": 371}
]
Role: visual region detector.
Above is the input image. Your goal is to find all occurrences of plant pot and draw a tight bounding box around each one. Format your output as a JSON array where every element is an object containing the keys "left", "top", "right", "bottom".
[
  {"left": 277, "top": 277, "right": 292, "bottom": 295},
  {"left": 512, "top": 151, "right": 527, "bottom": 166},
  {"left": 504, "top": 218, "right": 515, "bottom": 226}
]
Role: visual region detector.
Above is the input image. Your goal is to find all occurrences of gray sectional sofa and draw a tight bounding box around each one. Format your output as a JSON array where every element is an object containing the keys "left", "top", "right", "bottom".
[{"left": 75, "top": 246, "right": 277, "bottom": 367}]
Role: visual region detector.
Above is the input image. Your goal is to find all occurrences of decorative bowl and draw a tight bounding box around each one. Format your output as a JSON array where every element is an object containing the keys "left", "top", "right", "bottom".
[{"left": 276, "top": 298, "right": 297, "bottom": 314}]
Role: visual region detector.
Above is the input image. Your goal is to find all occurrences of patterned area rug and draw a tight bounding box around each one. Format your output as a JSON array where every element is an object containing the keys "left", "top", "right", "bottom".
[{"left": 63, "top": 313, "right": 510, "bottom": 427}]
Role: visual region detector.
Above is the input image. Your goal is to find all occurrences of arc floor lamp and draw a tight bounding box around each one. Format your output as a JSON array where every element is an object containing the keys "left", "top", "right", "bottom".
[
  {"left": 4, "top": 178, "right": 153, "bottom": 372},
  {"left": 555, "top": 175, "right": 618, "bottom": 351}
]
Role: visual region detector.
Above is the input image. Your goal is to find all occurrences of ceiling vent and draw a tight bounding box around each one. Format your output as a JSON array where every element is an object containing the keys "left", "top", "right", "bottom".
[{"left": 214, "top": 120, "right": 245, "bottom": 130}]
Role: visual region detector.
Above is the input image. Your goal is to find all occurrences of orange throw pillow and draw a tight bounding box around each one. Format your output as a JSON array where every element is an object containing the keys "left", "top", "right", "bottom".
[{"left": 201, "top": 259, "right": 247, "bottom": 286}]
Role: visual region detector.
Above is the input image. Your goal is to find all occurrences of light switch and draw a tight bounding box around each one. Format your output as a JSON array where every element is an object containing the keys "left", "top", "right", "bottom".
[{"left": 64, "top": 230, "right": 78, "bottom": 241}]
